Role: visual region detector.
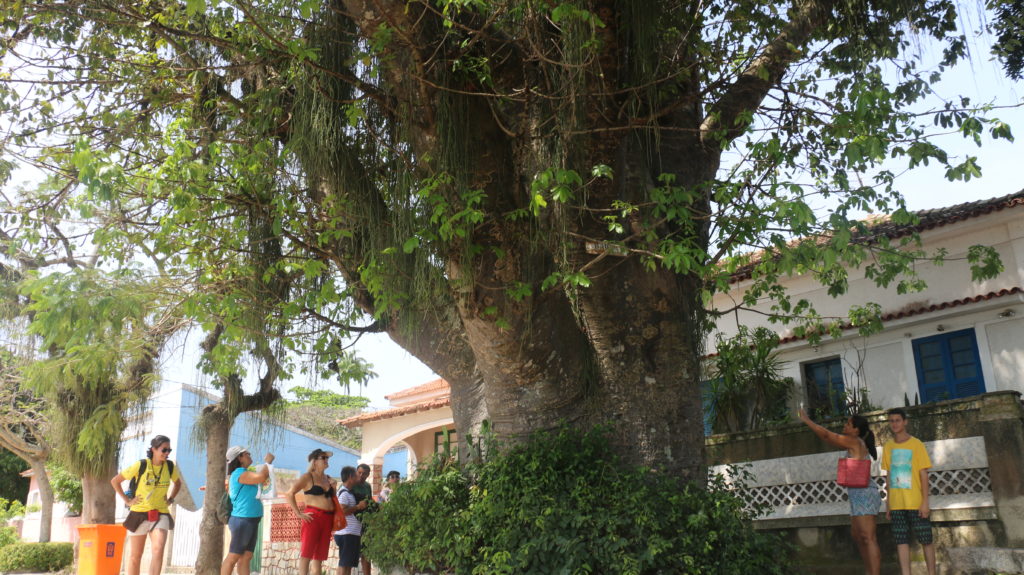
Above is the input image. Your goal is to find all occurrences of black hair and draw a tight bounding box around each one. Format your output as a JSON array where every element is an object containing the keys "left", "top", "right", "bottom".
[
  {"left": 357, "top": 463, "right": 370, "bottom": 472},
  {"left": 850, "top": 414, "right": 878, "bottom": 460},
  {"left": 341, "top": 466, "right": 357, "bottom": 482},
  {"left": 145, "top": 435, "right": 171, "bottom": 459},
  {"left": 887, "top": 407, "right": 908, "bottom": 420},
  {"left": 386, "top": 470, "right": 400, "bottom": 479},
  {"left": 228, "top": 457, "right": 245, "bottom": 474}
]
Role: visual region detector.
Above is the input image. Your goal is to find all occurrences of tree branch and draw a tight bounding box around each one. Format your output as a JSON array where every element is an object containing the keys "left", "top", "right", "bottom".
[{"left": 701, "top": 0, "right": 833, "bottom": 147}]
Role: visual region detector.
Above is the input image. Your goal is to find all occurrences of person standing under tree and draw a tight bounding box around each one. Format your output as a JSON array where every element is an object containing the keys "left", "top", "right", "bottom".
[
  {"left": 221, "top": 446, "right": 275, "bottom": 575},
  {"left": 110, "top": 435, "right": 182, "bottom": 575},
  {"left": 334, "top": 466, "right": 368, "bottom": 575},
  {"left": 798, "top": 410, "right": 882, "bottom": 575},
  {"left": 285, "top": 449, "right": 337, "bottom": 575},
  {"left": 378, "top": 470, "right": 400, "bottom": 503},
  {"left": 882, "top": 408, "right": 937, "bottom": 575}
]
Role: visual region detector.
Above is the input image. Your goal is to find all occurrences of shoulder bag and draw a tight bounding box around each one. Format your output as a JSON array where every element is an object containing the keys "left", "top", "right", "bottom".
[{"left": 836, "top": 457, "right": 871, "bottom": 488}]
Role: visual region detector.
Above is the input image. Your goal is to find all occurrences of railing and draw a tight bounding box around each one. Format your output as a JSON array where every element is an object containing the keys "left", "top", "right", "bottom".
[{"left": 710, "top": 436, "right": 994, "bottom": 521}]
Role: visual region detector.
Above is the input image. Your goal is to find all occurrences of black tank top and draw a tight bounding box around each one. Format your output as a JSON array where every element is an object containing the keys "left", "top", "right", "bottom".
[{"left": 304, "top": 481, "right": 335, "bottom": 497}]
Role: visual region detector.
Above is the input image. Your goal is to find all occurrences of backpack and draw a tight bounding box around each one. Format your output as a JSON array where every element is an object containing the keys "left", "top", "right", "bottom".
[
  {"left": 215, "top": 491, "right": 233, "bottom": 525},
  {"left": 125, "top": 459, "right": 175, "bottom": 499}
]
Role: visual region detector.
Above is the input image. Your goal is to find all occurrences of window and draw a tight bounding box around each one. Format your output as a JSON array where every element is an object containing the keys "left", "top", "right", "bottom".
[
  {"left": 803, "top": 357, "right": 845, "bottom": 415},
  {"left": 912, "top": 328, "right": 986, "bottom": 402},
  {"left": 434, "top": 429, "right": 460, "bottom": 456}
]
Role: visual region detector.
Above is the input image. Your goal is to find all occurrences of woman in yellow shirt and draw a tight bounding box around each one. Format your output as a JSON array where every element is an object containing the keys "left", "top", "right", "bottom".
[{"left": 110, "top": 435, "right": 182, "bottom": 575}]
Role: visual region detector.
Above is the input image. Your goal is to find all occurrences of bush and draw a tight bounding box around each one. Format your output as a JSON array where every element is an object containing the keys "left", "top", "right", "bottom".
[
  {"left": 0, "top": 499, "right": 25, "bottom": 524},
  {"left": 0, "top": 526, "right": 17, "bottom": 549},
  {"left": 363, "top": 458, "right": 472, "bottom": 573},
  {"left": 48, "top": 465, "right": 82, "bottom": 516},
  {"left": 365, "top": 427, "right": 788, "bottom": 575},
  {"left": 0, "top": 542, "right": 74, "bottom": 573}
]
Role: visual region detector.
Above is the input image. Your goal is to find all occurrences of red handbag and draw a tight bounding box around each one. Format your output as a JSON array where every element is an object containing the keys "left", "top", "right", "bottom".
[
  {"left": 330, "top": 491, "right": 348, "bottom": 531},
  {"left": 836, "top": 457, "right": 871, "bottom": 488}
]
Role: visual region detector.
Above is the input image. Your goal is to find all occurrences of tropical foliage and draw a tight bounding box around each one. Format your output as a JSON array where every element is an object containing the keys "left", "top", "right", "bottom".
[
  {"left": 283, "top": 386, "right": 371, "bottom": 449},
  {"left": 364, "top": 427, "right": 787, "bottom": 574},
  {"left": 47, "top": 464, "right": 83, "bottom": 517},
  {"left": 0, "top": 448, "right": 27, "bottom": 504},
  {"left": 704, "top": 327, "right": 792, "bottom": 433}
]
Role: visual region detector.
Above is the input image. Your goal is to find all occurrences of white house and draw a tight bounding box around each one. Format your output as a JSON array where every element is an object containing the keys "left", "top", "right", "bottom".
[
  {"left": 708, "top": 190, "right": 1024, "bottom": 413},
  {"left": 339, "top": 378, "right": 454, "bottom": 493}
]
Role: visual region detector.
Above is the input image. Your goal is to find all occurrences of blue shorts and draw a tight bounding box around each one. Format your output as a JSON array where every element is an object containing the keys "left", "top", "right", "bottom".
[
  {"left": 848, "top": 483, "right": 881, "bottom": 516},
  {"left": 334, "top": 533, "right": 360, "bottom": 567},
  {"left": 227, "top": 516, "right": 261, "bottom": 555}
]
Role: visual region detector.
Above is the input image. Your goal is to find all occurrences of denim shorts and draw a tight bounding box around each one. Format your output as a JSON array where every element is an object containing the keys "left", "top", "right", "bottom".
[
  {"left": 227, "top": 516, "right": 261, "bottom": 555},
  {"left": 847, "top": 483, "right": 881, "bottom": 516}
]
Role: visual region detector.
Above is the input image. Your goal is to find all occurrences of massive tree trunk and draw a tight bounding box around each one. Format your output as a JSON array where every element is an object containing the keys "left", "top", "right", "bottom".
[
  {"left": 302, "top": 1, "right": 712, "bottom": 479},
  {"left": 291, "top": 0, "right": 878, "bottom": 479}
]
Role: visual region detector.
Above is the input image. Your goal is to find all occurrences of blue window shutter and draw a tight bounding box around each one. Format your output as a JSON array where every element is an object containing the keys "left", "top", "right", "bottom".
[
  {"left": 803, "top": 357, "right": 845, "bottom": 415},
  {"left": 912, "top": 328, "right": 986, "bottom": 402}
]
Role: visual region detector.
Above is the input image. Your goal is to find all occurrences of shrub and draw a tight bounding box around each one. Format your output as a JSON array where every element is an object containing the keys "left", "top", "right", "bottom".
[
  {"left": 365, "top": 427, "right": 788, "bottom": 575},
  {"left": 0, "top": 542, "right": 74, "bottom": 573},
  {"left": 363, "top": 458, "right": 472, "bottom": 573},
  {"left": 0, "top": 499, "right": 25, "bottom": 524},
  {"left": 48, "top": 465, "right": 82, "bottom": 516},
  {"left": 0, "top": 526, "right": 17, "bottom": 549}
]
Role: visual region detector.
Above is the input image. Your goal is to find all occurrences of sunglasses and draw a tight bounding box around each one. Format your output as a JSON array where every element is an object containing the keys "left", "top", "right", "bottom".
[
  {"left": 161, "top": 448, "right": 173, "bottom": 454},
  {"left": 316, "top": 456, "right": 330, "bottom": 461}
]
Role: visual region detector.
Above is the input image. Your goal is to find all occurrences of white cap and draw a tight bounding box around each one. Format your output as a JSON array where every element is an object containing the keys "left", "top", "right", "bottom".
[{"left": 225, "top": 445, "right": 248, "bottom": 462}]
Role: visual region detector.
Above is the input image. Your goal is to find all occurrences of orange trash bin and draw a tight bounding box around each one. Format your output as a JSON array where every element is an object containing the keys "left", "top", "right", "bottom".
[{"left": 76, "top": 524, "right": 127, "bottom": 575}]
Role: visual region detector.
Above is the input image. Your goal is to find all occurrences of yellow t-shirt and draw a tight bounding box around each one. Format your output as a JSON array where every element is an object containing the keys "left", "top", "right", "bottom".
[
  {"left": 121, "top": 459, "right": 180, "bottom": 513},
  {"left": 881, "top": 437, "right": 932, "bottom": 510}
]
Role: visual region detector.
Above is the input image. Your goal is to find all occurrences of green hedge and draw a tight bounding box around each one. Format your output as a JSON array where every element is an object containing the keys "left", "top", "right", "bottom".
[
  {"left": 0, "top": 542, "right": 74, "bottom": 573},
  {"left": 364, "top": 427, "right": 788, "bottom": 575}
]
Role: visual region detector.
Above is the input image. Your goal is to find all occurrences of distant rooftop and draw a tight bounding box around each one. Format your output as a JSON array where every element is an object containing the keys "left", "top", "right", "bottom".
[
  {"left": 731, "top": 189, "right": 1024, "bottom": 283},
  {"left": 340, "top": 378, "right": 451, "bottom": 428}
]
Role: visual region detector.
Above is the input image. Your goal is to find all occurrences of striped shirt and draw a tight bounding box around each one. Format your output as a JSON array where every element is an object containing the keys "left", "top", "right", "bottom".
[{"left": 336, "top": 488, "right": 362, "bottom": 536}]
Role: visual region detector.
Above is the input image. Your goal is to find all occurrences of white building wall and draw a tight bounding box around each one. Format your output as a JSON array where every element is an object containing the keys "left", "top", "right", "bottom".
[
  {"left": 709, "top": 206, "right": 1024, "bottom": 411},
  {"left": 984, "top": 317, "right": 1024, "bottom": 392}
]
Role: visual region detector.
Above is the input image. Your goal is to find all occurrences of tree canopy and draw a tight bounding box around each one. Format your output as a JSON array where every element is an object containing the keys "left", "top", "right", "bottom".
[{"left": 1, "top": 0, "right": 1019, "bottom": 481}]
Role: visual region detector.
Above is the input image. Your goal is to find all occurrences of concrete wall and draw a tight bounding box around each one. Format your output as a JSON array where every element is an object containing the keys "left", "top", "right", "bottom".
[{"left": 706, "top": 391, "right": 1024, "bottom": 573}]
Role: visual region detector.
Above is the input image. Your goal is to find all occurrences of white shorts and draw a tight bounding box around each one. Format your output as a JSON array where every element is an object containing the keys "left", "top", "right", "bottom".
[{"left": 126, "top": 513, "right": 173, "bottom": 535}]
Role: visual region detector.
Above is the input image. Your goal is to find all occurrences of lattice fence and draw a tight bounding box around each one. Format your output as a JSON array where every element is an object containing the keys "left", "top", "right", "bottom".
[
  {"left": 736, "top": 468, "right": 991, "bottom": 511},
  {"left": 930, "top": 468, "right": 992, "bottom": 495}
]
